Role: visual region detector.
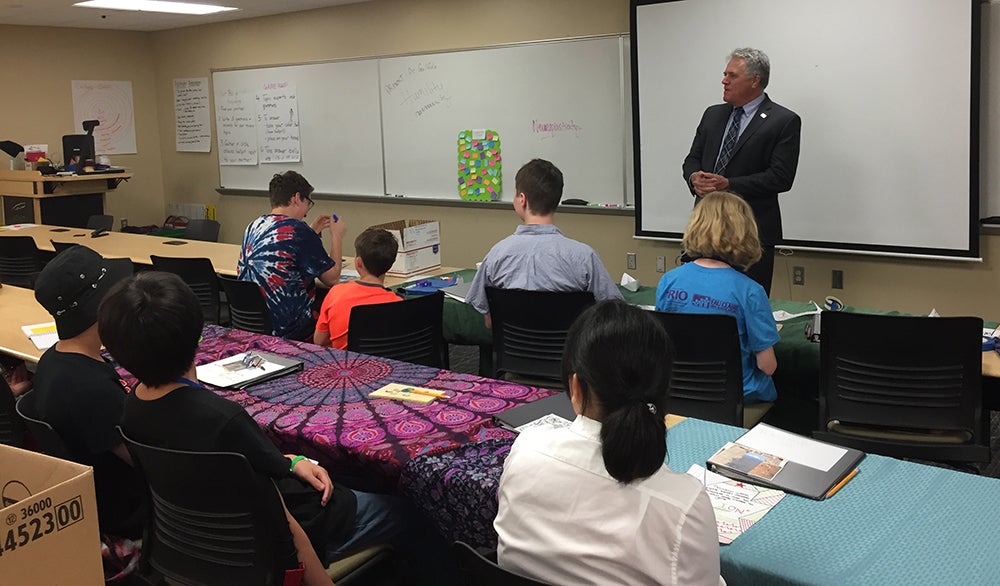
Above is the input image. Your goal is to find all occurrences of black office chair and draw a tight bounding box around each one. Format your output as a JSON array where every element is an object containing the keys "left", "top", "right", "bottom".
[
  {"left": 484, "top": 288, "right": 595, "bottom": 383},
  {"left": 119, "top": 430, "right": 301, "bottom": 586},
  {"left": 815, "top": 312, "right": 990, "bottom": 466},
  {"left": 0, "top": 235, "right": 44, "bottom": 288},
  {"left": 219, "top": 275, "right": 273, "bottom": 335},
  {"left": 120, "top": 430, "right": 393, "bottom": 586},
  {"left": 151, "top": 256, "right": 224, "bottom": 324},
  {"left": 14, "top": 390, "right": 71, "bottom": 458},
  {"left": 453, "top": 541, "right": 548, "bottom": 586},
  {"left": 0, "top": 377, "right": 24, "bottom": 447},
  {"left": 184, "top": 219, "right": 221, "bottom": 242},
  {"left": 86, "top": 214, "right": 115, "bottom": 232},
  {"left": 347, "top": 292, "right": 448, "bottom": 368},
  {"left": 50, "top": 240, "right": 80, "bottom": 255},
  {"left": 650, "top": 311, "right": 770, "bottom": 428}
]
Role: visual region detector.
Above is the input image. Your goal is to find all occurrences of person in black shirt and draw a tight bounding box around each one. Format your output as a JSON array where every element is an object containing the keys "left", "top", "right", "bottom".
[
  {"left": 101, "top": 272, "right": 428, "bottom": 586},
  {"left": 32, "top": 246, "right": 144, "bottom": 539}
]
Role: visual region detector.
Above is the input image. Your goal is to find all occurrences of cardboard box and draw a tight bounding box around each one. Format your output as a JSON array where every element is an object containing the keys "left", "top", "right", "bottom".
[
  {"left": 388, "top": 245, "right": 442, "bottom": 277},
  {"left": 371, "top": 219, "right": 442, "bottom": 277},
  {"left": 0, "top": 445, "right": 104, "bottom": 585}
]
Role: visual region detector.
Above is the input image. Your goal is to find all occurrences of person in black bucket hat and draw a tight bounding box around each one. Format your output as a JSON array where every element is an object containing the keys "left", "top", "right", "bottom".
[{"left": 31, "top": 245, "right": 145, "bottom": 539}]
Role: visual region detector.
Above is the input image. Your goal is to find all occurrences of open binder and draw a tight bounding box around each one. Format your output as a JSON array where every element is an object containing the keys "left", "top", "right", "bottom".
[
  {"left": 196, "top": 352, "right": 304, "bottom": 390},
  {"left": 707, "top": 423, "right": 864, "bottom": 500}
]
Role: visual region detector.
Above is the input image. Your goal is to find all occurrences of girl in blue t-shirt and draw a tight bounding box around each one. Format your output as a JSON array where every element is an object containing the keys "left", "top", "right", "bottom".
[{"left": 655, "top": 191, "right": 780, "bottom": 403}]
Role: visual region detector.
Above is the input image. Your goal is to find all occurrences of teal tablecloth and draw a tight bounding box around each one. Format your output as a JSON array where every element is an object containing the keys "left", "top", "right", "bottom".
[{"left": 668, "top": 417, "right": 1000, "bottom": 585}]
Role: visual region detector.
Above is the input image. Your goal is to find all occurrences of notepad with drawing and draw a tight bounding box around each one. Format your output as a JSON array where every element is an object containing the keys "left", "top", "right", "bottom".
[
  {"left": 369, "top": 383, "right": 448, "bottom": 403},
  {"left": 21, "top": 322, "right": 58, "bottom": 351},
  {"left": 196, "top": 352, "right": 304, "bottom": 390},
  {"left": 706, "top": 423, "right": 864, "bottom": 500}
]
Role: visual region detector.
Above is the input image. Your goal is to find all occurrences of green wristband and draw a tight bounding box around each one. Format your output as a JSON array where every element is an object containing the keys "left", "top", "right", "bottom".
[{"left": 289, "top": 455, "right": 306, "bottom": 472}]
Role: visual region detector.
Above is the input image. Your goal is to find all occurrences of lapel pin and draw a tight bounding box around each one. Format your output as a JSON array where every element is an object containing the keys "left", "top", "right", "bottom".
[{"left": 760, "top": 113, "right": 767, "bottom": 119}]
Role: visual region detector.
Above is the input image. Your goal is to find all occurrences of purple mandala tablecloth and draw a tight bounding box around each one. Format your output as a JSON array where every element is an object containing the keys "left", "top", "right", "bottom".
[
  {"left": 116, "top": 324, "right": 551, "bottom": 491},
  {"left": 399, "top": 438, "right": 513, "bottom": 550}
]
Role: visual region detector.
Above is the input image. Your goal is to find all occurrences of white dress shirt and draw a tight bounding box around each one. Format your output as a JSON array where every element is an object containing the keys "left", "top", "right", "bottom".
[{"left": 495, "top": 415, "right": 722, "bottom": 585}]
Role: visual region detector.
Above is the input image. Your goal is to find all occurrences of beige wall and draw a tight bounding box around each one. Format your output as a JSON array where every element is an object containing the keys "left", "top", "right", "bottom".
[
  {"left": 4, "top": 0, "right": 997, "bottom": 319},
  {"left": 0, "top": 25, "right": 165, "bottom": 227}
]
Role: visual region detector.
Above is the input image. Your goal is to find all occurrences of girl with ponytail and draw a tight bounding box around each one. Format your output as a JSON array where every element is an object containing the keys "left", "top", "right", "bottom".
[{"left": 494, "top": 300, "right": 722, "bottom": 585}]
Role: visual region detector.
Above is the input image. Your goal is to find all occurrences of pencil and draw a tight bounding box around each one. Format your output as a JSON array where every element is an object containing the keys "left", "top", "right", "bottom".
[
  {"left": 824, "top": 468, "right": 859, "bottom": 499},
  {"left": 400, "top": 387, "right": 448, "bottom": 398}
]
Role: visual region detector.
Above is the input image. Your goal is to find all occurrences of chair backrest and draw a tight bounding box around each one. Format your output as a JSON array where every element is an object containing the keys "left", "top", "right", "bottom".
[
  {"left": 50, "top": 240, "right": 80, "bottom": 254},
  {"left": 119, "top": 429, "right": 295, "bottom": 586},
  {"left": 184, "top": 219, "right": 221, "bottom": 242},
  {"left": 86, "top": 214, "right": 115, "bottom": 231},
  {"left": 151, "top": 256, "right": 222, "bottom": 324},
  {"left": 0, "top": 235, "right": 43, "bottom": 288},
  {"left": 219, "top": 275, "right": 273, "bottom": 334},
  {"left": 484, "top": 288, "right": 595, "bottom": 380},
  {"left": 347, "top": 292, "right": 447, "bottom": 368},
  {"left": 648, "top": 311, "right": 744, "bottom": 426},
  {"left": 14, "top": 391, "right": 69, "bottom": 457},
  {"left": 453, "top": 541, "right": 548, "bottom": 586},
  {"left": 817, "top": 311, "right": 988, "bottom": 461},
  {"left": 0, "top": 377, "right": 24, "bottom": 447}
]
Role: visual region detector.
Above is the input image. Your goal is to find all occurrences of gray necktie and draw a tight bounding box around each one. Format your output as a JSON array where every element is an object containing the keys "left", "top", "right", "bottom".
[{"left": 714, "top": 106, "right": 744, "bottom": 175}]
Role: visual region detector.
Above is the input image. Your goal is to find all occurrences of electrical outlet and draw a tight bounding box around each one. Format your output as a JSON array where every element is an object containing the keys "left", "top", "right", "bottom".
[
  {"left": 627, "top": 252, "right": 637, "bottom": 271},
  {"left": 792, "top": 266, "right": 805, "bottom": 285},
  {"left": 656, "top": 256, "right": 666, "bottom": 273},
  {"left": 832, "top": 269, "right": 844, "bottom": 289}
]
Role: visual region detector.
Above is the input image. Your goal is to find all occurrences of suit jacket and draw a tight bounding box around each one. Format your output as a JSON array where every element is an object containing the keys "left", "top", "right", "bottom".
[{"left": 682, "top": 94, "right": 801, "bottom": 245}]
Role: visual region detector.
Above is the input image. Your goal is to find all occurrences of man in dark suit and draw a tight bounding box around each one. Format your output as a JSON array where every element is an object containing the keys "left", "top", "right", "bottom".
[{"left": 682, "top": 47, "right": 801, "bottom": 295}]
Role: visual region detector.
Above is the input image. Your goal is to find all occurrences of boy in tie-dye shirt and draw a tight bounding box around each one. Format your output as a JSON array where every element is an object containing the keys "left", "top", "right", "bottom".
[{"left": 238, "top": 171, "right": 346, "bottom": 340}]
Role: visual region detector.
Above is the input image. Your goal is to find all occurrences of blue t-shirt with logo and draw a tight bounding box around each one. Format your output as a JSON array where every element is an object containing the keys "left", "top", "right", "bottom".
[{"left": 655, "top": 262, "right": 780, "bottom": 402}]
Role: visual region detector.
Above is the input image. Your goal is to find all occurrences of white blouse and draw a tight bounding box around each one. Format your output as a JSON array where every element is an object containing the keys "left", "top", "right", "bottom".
[{"left": 495, "top": 415, "right": 722, "bottom": 585}]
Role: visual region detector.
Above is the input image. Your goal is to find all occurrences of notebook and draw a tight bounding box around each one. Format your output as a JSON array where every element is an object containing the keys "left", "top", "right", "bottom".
[
  {"left": 196, "top": 352, "right": 304, "bottom": 390},
  {"left": 493, "top": 393, "right": 576, "bottom": 432},
  {"left": 441, "top": 281, "right": 474, "bottom": 302},
  {"left": 706, "top": 423, "right": 864, "bottom": 500}
]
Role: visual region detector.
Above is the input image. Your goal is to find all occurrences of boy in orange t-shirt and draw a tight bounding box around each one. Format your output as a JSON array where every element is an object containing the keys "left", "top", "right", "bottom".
[{"left": 314, "top": 228, "right": 401, "bottom": 349}]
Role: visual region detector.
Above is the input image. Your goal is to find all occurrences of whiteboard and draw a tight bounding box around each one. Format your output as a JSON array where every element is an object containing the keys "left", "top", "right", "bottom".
[
  {"left": 212, "top": 37, "right": 629, "bottom": 204},
  {"left": 213, "top": 60, "right": 385, "bottom": 196},
  {"left": 379, "top": 37, "right": 627, "bottom": 202},
  {"left": 633, "top": 0, "right": 977, "bottom": 257}
]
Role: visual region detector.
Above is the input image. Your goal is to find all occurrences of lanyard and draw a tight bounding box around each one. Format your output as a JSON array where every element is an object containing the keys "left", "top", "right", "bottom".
[{"left": 176, "top": 377, "right": 206, "bottom": 390}]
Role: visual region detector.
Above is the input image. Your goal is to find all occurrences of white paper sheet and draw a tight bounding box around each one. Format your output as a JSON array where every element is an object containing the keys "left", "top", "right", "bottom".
[
  {"left": 72, "top": 80, "right": 137, "bottom": 155},
  {"left": 737, "top": 423, "right": 847, "bottom": 473},
  {"left": 21, "top": 322, "right": 58, "bottom": 351},
  {"left": 257, "top": 82, "right": 301, "bottom": 163},
  {"left": 215, "top": 87, "right": 258, "bottom": 165},
  {"left": 174, "top": 78, "right": 211, "bottom": 153}
]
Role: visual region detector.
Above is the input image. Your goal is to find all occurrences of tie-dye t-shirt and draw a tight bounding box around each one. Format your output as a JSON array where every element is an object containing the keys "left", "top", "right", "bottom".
[{"left": 237, "top": 214, "right": 335, "bottom": 338}]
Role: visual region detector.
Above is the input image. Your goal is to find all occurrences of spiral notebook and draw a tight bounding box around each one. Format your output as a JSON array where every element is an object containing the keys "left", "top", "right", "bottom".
[{"left": 196, "top": 352, "right": 303, "bottom": 390}]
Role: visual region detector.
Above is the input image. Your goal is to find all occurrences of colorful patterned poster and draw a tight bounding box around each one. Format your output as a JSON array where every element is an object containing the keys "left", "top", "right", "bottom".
[{"left": 458, "top": 129, "right": 501, "bottom": 201}]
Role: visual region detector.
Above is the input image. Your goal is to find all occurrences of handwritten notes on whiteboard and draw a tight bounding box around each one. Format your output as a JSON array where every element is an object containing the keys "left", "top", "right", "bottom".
[
  {"left": 174, "top": 78, "right": 211, "bottom": 153},
  {"left": 216, "top": 88, "right": 257, "bottom": 165},
  {"left": 382, "top": 60, "right": 452, "bottom": 120},
  {"left": 257, "top": 82, "right": 301, "bottom": 163},
  {"left": 215, "top": 82, "right": 300, "bottom": 166},
  {"left": 71, "top": 80, "right": 137, "bottom": 155}
]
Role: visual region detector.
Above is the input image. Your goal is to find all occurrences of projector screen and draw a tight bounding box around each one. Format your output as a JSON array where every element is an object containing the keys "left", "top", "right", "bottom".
[{"left": 631, "top": 0, "right": 980, "bottom": 258}]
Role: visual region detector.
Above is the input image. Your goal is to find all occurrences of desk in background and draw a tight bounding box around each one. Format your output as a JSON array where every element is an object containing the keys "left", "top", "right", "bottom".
[
  {"left": 0, "top": 285, "right": 55, "bottom": 363},
  {"left": 400, "top": 417, "right": 1000, "bottom": 584},
  {"left": 1, "top": 223, "right": 240, "bottom": 275},
  {"left": 0, "top": 170, "right": 131, "bottom": 228}
]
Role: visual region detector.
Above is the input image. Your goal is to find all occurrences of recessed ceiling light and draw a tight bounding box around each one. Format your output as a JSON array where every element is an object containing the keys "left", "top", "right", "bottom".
[{"left": 73, "top": 0, "right": 237, "bottom": 15}]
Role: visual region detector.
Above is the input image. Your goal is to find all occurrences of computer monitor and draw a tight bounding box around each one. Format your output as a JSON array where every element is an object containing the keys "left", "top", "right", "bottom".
[{"left": 62, "top": 134, "right": 95, "bottom": 168}]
